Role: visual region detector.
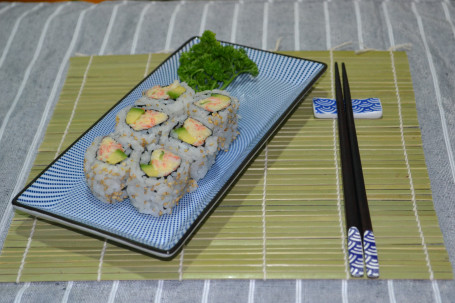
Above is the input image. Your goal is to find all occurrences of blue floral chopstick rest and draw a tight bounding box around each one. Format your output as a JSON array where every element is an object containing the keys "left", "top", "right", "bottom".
[{"left": 313, "top": 97, "right": 382, "bottom": 119}]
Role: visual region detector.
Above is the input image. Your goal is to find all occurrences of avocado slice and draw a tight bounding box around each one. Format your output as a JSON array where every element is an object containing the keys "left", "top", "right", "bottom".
[
  {"left": 140, "top": 163, "right": 160, "bottom": 177},
  {"left": 211, "top": 93, "right": 230, "bottom": 102},
  {"left": 106, "top": 149, "right": 127, "bottom": 165},
  {"left": 167, "top": 86, "right": 186, "bottom": 99},
  {"left": 174, "top": 127, "right": 196, "bottom": 145},
  {"left": 126, "top": 107, "right": 145, "bottom": 125},
  {"left": 196, "top": 94, "right": 231, "bottom": 112}
]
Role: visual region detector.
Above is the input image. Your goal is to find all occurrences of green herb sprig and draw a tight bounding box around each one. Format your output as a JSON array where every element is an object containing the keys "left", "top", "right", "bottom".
[{"left": 177, "top": 30, "right": 259, "bottom": 92}]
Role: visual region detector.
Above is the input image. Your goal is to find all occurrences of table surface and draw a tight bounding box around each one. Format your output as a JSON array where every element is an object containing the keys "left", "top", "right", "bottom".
[{"left": 1, "top": 0, "right": 455, "bottom": 302}]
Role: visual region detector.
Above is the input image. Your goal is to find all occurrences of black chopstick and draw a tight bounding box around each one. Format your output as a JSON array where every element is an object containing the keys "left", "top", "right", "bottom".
[
  {"left": 335, "top": 63, "right": 379, "bottom": 278},
  {"left": 334, "top": 63, "right": 365, "bottom": 278}
]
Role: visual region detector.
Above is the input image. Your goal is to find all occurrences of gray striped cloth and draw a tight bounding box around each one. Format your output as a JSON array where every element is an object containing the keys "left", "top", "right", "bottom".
[{"left": 0, "top": 0, "right": 455, "bottom": 302}]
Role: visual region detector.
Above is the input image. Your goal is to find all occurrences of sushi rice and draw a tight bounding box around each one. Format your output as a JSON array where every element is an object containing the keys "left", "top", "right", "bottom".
[
  {"left": 162, "top": 116, "right": 219, "bottom": 182},
  {"left": 84, "top": 134, "right": 142, "bottom": 204},
  {"left": 136, "top": 80, "right": 195, "bottom": 117},
  {"left": 114, "top": 105, "right": 173, "bottom": 147},
  {"left": 187, "top": 89, "right": 239, "bottom": 151},
  {"left": 126, "top": 144, "right": 191, "bottom": 216}
]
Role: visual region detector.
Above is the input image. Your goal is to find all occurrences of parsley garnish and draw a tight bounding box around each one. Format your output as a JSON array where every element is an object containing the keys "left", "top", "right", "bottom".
[{"left": 177, "top": 30, "right": 259, "bottom": 91}]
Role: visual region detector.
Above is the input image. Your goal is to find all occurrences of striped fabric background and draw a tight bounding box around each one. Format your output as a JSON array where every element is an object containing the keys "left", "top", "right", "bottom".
[{"left": 0, "top": 0, "right": 455, "bottom": 302}]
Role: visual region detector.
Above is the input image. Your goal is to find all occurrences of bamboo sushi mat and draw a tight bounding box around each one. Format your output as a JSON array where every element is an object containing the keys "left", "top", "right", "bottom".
[{"left": 0, "top": 51, "right": 452, "bottom": 282}]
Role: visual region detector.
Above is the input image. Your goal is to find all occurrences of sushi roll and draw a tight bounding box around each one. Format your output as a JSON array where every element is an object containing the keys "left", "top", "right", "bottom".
[
  {"left": 82, "top": 80, "right": 242, "bottom": 215},
  {"left": 136, "top": 80, "right": 195, "bottom": 117},
  {"left": 126, "top": 144, "right": 191, "bottom": 216},
  {"left": 187, "top": 90, "right": 239, "bottom": 151},
  {"left": 84, "top": 134, "right": 141, "bottom": 204},
  {"left": 162, "top": 117, "right": 218, "bottom": 182},
  {"left": 114, "top": 105, "right": 172, "bottom": 147}
]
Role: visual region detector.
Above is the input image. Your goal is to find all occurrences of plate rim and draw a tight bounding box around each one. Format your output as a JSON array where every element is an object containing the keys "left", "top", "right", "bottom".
[{"left": 12, "top": 36, "right": 327, "bottom": 259}]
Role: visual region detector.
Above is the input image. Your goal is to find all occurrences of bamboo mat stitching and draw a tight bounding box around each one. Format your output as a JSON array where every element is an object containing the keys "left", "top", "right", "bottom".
[
  {"left": 324, "top": 2, "right": 350, "bottom": 278},
  {"left": 262, "top": 143, "right": 268, "bottom": 280},
  {"left": 390, "top": 48, "right": 433, "bottom": 279},
  {"left": 383, "top": 1, "right": 434, "bottom": 278}
]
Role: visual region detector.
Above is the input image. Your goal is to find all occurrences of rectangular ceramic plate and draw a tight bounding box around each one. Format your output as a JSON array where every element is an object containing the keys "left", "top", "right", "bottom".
[{"left": 12, "top": 37, "right": 327, "bottom": 259}]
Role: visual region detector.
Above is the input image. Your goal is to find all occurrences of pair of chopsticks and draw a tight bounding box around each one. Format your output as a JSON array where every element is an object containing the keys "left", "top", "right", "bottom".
[{"left": 334, "top": 63, "right": 379, "bottom": 278}]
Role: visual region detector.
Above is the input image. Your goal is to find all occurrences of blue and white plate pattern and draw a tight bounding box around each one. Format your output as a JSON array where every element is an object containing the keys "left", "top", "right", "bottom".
[
  {"left": 13, "top": 37, "right": 326, "bottom": 258},
  {"left": 313, "top": 97, "right": 382, "bottom": 119}
]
